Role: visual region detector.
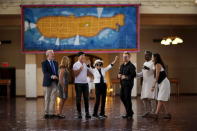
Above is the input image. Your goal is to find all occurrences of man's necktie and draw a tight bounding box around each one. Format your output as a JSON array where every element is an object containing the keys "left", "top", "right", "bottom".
[{"left": 50, "top": 61, "right": 56, "bottom": 75}]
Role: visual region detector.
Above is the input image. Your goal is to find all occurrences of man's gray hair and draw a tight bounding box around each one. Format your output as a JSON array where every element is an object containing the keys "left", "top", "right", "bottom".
[{"left": 46, "top": 50, "right": 54, "bottom": 56}]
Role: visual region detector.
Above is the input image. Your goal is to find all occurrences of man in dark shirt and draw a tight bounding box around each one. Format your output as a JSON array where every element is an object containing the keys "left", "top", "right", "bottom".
[{"left": 118, "top": 51, "right": 136, "bottom": 119}]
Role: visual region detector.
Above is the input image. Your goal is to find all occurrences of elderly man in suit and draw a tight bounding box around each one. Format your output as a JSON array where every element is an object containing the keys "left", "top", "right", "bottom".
[{"left": 42, "top": 50, "right": 59, "bottom": 119}]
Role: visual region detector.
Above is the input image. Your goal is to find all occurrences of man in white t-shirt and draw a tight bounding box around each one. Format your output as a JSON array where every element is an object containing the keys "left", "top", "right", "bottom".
[{"left": 73, "top": 52, "right": 92, "bottom": 119}]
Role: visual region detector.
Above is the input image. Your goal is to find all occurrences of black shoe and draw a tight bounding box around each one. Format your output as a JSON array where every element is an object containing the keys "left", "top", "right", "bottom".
[
  {"left": 57, "top": 114, "right": 65, "bottom": 119},
  {"left": 77, "top": 112, "right": 82, "bottom": 119},
  {"left": 151, "top": 114, "right": 159, "bottom": 120},
  {"left": 85, "top": 114, "right": 91, "bottom": 119},
  {"left": 44, "top": 114, "right": 49, "bottom": 119},
  {"left": 78, "top": 114, "right": 82, "bottom": 119},
  {"left": 47, "top": 114, "right": 55, "bottom": 119},
  {"left": 122, "top": 115, "right": 128, "bottom": 119},
  {"left": 163, "top": 113, "right": 172, "bottom": 119},
  {"left": 142, "top": 112, "right": 150, "bottom": 118},
  {"left": 100, "top": 114, "right": 108, "bottom": 118},
  {"left": 51, "top": 114, "right": 59, "bottom": 119},
  {"left": 127, "top": 116, "right": 133, "bottom": 120},
  {"left": 122, "top": 114, "right": 133, "bottom": 119},
  {"left": 92, "top": 114, "right": 99, "bottom": 118}
]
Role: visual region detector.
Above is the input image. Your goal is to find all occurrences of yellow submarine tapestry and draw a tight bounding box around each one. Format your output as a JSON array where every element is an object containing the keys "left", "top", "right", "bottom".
[{"left": 21, "top": 4, "right": 140, "bottom": 53}]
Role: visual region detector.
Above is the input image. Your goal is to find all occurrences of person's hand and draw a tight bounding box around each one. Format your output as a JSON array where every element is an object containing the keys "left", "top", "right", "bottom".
[
  {"left": 114, "top": 56, "right": 118, "bottom": 61},
  {"left": 151, "top": 84, "right": 156, "bottom": 92},
  {"left": 54, "top": 76, "right": 58, "bottom": 79},
  {"left": 118, "top": 74, "right": 122, "bottom": 79},
  {"left": 121, "top": 75, "right": 127, "bottom": 80},
  {"left": 79, "top": 66, "right": 83, "bottom": 71},
  {"left": 51, "top": 75, "right": 58, "bottom": 79},
  {"left": 112, "top": 56, "right": 119, "bottom": 65},
  {"left": 151, "top": 87, "right": 155, "bottom": 92},
  {"left": 86, "top": 59, "right": 91, "bottom": 65}
]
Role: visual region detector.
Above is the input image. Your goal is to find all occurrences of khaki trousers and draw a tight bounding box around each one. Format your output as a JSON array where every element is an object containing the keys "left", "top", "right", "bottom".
[{"left": 44, "top": 82, "right": 57, "bottom": 115}]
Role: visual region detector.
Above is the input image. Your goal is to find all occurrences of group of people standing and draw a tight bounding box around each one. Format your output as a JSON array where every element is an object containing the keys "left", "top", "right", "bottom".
[{"left": 41, "top": 50, "right": 171, "bottom": 120}]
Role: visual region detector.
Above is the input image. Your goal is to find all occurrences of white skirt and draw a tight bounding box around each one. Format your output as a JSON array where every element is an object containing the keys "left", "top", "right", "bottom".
[
  {"left": 141, "top": 79, "right": 156, "bottom": 99},
  {"left": 157, "top": 78, "right": 171, "bottom": 101}
]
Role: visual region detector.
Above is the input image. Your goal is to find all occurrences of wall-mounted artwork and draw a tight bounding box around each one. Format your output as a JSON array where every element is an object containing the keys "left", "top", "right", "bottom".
[{"left": 21, "top": 4, "right": 140, "bottom": 53}]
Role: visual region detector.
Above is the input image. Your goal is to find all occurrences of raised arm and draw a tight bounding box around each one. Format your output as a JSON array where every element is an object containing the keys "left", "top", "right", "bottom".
[
  {"left": 86, "top": 59, "right": 94, "bottom": 74},
  {"left": 104, "top": 56, "right": 118, "bottom": 72}
]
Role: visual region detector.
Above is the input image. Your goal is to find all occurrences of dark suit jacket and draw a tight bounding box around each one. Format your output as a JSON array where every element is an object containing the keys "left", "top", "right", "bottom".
[{"left": 42, "top": 60, "right": 59, "bottom": 87}]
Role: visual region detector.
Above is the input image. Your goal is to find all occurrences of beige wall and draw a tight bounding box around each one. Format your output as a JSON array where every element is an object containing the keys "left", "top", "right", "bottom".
[
  {"left": 1, "top": 26, "right": 197, "bottom": 96},
  {"left": 0, "top": 28, "right": 26, "bottom": 96},
  {"left": 0, "top": 28, "right": 25, "bottom": 69}
]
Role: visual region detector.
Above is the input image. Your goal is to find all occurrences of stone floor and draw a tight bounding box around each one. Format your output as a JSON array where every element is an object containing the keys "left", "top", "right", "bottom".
[{"left": 0, "top": 96, "right": 197, "bottom": 131}]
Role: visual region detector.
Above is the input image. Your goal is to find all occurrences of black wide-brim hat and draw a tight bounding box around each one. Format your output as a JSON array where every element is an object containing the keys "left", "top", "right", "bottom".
[{"left": 77, "top": 51, "right": 85, "bottom": 57}]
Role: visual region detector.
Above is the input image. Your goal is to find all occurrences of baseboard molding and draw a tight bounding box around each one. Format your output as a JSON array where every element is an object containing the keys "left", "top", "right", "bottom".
[
  {"left": 14, "top": 93, "right": 197, "bottom": 99},
  {"left": 178, "top": 93, "right": 197, "bottom": 96},
  {"left": 137, "top": 93, "right": 197, "bottom": 96}
]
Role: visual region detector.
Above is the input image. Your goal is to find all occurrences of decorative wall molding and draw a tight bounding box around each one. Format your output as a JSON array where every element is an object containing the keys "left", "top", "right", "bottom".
[
  {"left": 0, "top": 0, "right": 196, "bottom": 14},
  {"left": 0, "top": 0, "right": 196, "bottom": 7}
]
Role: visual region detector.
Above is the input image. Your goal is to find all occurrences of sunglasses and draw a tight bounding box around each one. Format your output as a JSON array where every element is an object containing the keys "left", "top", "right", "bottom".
[{"left": 96, "top": 63, "right": 103, "bottom": 66}]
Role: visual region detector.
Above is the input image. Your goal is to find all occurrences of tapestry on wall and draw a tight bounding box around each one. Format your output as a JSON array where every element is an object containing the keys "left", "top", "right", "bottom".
[{"left": 21, "top": 4, "right": 140, "bottom": 53}]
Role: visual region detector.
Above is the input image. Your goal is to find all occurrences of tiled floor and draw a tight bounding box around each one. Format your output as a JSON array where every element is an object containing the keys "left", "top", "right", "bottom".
[{"left": 0, "top": 96, "right": 197, "bottom": 131}]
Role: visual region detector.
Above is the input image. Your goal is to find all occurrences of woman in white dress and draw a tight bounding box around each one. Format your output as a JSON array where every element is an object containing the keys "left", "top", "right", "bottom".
[
  {"left": 137, "top": 51, "right": 156, "bottom": 117},
  {"left": 151, "top": 53, "right": 171, "bottom": 119}
]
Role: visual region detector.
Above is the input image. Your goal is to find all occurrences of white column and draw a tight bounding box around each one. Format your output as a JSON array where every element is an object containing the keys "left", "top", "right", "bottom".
[
  {"left": 25, "top": 54, "right": 37, "bottom": 98},
  {"left": 130, "top": 53, "right": 137, "bottom": 97}
]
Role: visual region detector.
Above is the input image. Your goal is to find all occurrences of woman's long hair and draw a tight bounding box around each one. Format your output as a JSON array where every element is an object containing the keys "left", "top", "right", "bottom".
[
  {"left": 59, "top": 56, "right": 70, "bottom": 71},
  {"left": 153, "top": 53, "right": 166, "bottom": 70}
]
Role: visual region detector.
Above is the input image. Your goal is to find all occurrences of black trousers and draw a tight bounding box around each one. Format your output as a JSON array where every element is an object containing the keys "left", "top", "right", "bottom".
[
  {"left": 75, "top": 83, "right": 89, "bottom": 114},
  {"left": 93, "top": 83, "right": 107, "bottom": 115},
  {"left": 120, "top": 85, "right": 134, "bottom": 116}
]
